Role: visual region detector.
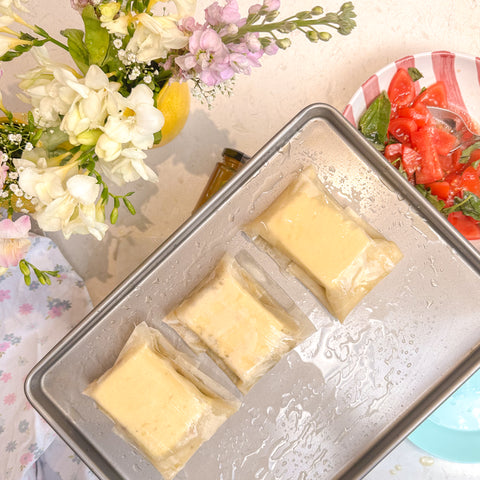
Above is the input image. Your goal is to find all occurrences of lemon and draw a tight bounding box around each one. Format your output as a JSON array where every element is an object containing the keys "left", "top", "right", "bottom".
[{"left": 155, "top": 81, "right": 191, "bottom": 147}]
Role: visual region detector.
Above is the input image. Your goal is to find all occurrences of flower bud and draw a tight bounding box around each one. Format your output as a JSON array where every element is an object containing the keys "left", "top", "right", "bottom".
[
  {"left": 278, "top": 22, "right": 296, "bottom": 33},
  {"left": 275, "top": 38, "right": 291, "bottom": 50},
  {"left": 319, "top": 31, "right": 332, "bottom": 41},
  {"left": 311, "top": 6, "right": 324, "bottom": 15},
  {"left": 77, "top": 128, "right": 103, "bottom": 146},
  {"left": 19, "top": 259, "right": 30, "bottom": 277},
  {"left": 265, "top": 10, "right": 280, "bottom": 22},
  {"left": 306, "top": 31, "right": 319, "bottom": 43},
  {"left": 297, "top": 11, "right": 313, "bottom": 20}
]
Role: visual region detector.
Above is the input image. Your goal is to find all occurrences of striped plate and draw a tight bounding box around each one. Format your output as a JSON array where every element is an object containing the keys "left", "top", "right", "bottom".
[{"left": 344, "top": 51, "right": 480, "bottom": 127}]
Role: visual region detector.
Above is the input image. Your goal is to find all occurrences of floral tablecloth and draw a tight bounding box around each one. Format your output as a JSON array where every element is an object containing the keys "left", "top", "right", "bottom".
[{"left": 0, "top": 235, "right": 96, "bottom": 480}]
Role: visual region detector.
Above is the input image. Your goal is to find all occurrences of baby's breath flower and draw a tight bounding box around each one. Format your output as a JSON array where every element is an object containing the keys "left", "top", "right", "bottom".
[
  {"left": 24, "top": 142, "right": 33, "bottom": 151},
  {"left": 113, "top": 38, "right": 123, "bottom": 49},
  {"left": 7, "top": 133, "right": 22, "bottom": 144},
  {"left": 143, "top": 75, "right": 152, "bottom": 84},
  {"left": 8, "top": 171, "right": 19, "bottom": 180}
]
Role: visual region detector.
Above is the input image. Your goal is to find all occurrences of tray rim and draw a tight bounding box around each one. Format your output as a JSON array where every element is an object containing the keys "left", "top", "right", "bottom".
[{"left": 24, "top": 103, "right": 480, "bottom": 480}]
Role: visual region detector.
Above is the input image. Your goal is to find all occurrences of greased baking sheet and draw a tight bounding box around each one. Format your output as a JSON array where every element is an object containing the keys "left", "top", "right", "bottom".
[{"left": 26, "top": 104, "right": 480, "bottom": 480}]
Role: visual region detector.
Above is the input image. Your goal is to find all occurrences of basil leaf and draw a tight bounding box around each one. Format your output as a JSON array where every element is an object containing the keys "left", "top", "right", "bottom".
[
  {"left": 359, "top": 91, "right": 391, "bottom": 150},
  {"left": 416, "top": 184, "right": 446, "bottom": 212},
  {"left": 61, "top": 29, "right": 89, "bottom": 74},
  {"left": 459, "top": 141, "right": 480, "bottom": 164},
  {"left": 447, "top": 191, "right": 480, "bottom": 221},
  {"left": 82, "top": 5, "right": 110, "bottom": 67},
  {"left": 408, "top": 67, "right": 423, "bottom": 82}
]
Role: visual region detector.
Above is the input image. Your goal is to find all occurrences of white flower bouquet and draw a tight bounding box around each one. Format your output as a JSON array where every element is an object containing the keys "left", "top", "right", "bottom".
[{"left": 0, "top": 0, "right": 356, "bottom": 284}]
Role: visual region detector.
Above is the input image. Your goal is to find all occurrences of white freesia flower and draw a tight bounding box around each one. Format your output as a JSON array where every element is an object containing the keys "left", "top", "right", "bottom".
[
  {"left": 101, "top": 11, "right": 132, "bottom": 35},
  {"left": 0, "top": 15, "right": 13, "bottom": 26},
  {"left": 126, "top": 13, "right": 188, "bottom": 63},
  {"left": 18, "top": 47, "right": 81, "bottom": 127},
  {"left": 60, "top": 65, "right": 123, "bottom": 145},
  {"left": 98, "top": 147, "right": 158, "bottom": 186},
  {"left": 66, "top": 174, "right": 100, "bottom": 205},
  {"left": 0, "top": 0, "right": 28, "bottom": 14},
  {"left": 172, "top": 0, "right": 196, "bottom": 16},
  {"left": 95, "top": 133, "right": 123, "bottom": 162},
  {"left": 102, "top": 84, "right": 164, "bottom": 151},
  {"left": 15, "top": 157, "right": 78, "bottom": 205},
  {"left": 17, "top": 159, "right": 107, "bottom": 240},
  {"left": 61, "top": 202, "right": 108, "bottom": 241},
  {"left": 0, "top": 34, "right": 29, "bottom": 56}
]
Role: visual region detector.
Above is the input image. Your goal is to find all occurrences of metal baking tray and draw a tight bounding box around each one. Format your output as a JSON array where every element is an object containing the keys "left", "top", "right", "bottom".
[{"left": 25, "top": 104, "right": 480, "bottom": 480}]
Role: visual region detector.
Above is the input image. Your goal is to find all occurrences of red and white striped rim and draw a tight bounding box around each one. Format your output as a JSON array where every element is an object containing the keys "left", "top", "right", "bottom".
[{"left": 343, "top": 51, "right": 480, "bottom": 127}]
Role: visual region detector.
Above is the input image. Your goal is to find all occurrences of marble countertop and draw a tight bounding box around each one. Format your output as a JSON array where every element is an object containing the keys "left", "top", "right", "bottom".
[
  {"left": 4, "top": 0, "right": 480, "bottom": 305},
  {"left": 2, "top": 1, "right": 480, "bottom": 478}
]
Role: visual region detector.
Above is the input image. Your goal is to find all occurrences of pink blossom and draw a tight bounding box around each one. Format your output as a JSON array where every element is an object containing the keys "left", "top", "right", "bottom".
[
  {"left": 228, "top": 42, "right": 263, "bottom": 75},
  {"left": 70, "top": 0, "right": 91, "bottom": 11},
  {"left": 205, "top": 0, "right": 242, "bottom": 26},
  {"left": 179, "top": 16, "right": 202, "bottom": 34},
  {"left": 1, "top": 372, "right": 12, "bottom": 383},
  {"left": 19, "top": 303, "right": 33, "bottom": 315},
  {"left": 0, "top": 215, "right": 31, "bottom": 268},
  {"left": 264, "top": 39, "right": 279, "bottom": 55},
  {"left": 248, "top": 4, "right": 262, "bottom": 14},
  {"left": 0, "top": 341, "right": 10, "bottom": 352},
  {"left": 176, "top": 28, "right": 234, "bottom": 86},
  {"left": 20, "top": 452, "right": 33, "bottom": 465},
  {"left": 264, "top": 0, "right": 280, "bottom": 11},
  {"left": 3, "top": 392, "right": 16, "bottom": 405}
]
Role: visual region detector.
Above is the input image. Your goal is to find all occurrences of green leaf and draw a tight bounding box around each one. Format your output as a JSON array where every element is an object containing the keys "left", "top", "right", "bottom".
[
  {"left": 82, "top": 5, "right": 110, "bottom": 67},
  {"left": 359, "top": 91, "right": 391, "bottom": 151},
  {"left": 61, "top": 28, "right": 89, "bottom": 74},
  {"left": 416, "top": 184, "right": 446, "bottom": 212},
  {"left": 446, "top": 191, "right": 480, "bottom": 221},
  {"left": 153, "top": 130, "right": 162, "bottom": 145},
  {"left": 408, "top": 67, "right": 423, "bottom": 82},
  {"left": 459, "top": 141, "right": 480, "bottom": 164}
]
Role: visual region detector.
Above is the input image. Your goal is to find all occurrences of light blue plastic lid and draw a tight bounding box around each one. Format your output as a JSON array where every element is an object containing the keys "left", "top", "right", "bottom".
[{"left": 409, "top": 369, "right": 480, "bottom": 463}]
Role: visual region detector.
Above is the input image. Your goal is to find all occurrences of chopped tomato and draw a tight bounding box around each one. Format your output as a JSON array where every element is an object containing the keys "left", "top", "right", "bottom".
[
  {"left": 447, "top": 211, "right": 480, "bottom": 240},
  {"left": 432, "top": 128, "right": 458, "bottom": 156},
  {"left": 384, "top": 143, "right": 402, "bottom": 163},
  {"left": 411, "top": 127, "right": 443, "bottom": 183},
  {"left": 362, "top": 71, "right": 480, "bottom": 242},
  {"left": 468, "top": 149, "right": 480, "bottom": 167},
  {"left": 401, "top": 145, "right": 421, "bottom": 182},
  {"left": 413, "top": 81, "right": 448, "bottom": 108},
  {"left": 397, "top": 103, "right": 432, "bottom": 128},
  {"left": 459, "top": 165, "right": 480, "bottom": 195},
  {"left": 426, "top": 181, "right": 451, "bottom": 201},
  {"left": 388, "top": 117, "right": 417, "bottom": 144},
  {"left": 388, "top": 68, "right": 416, "bottom": 109},
  {"left": 450, "top": 149, "right": 466, "bottom": 174}
]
